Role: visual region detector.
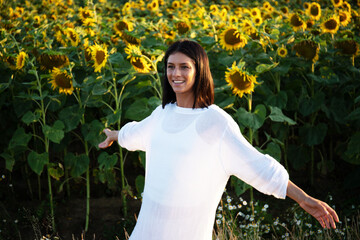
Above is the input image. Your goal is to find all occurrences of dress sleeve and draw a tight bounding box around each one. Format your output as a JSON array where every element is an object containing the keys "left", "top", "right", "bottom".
[
  {"left": 219, "top": 119, "right": 289, "bottom": 199},
  {"left": 118, "top": 106, "right": 161, "bottom": 152}
]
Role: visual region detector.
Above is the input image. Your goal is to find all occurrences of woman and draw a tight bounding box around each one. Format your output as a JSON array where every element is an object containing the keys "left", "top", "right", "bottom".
[{"left": 99, "top": 39, "right": 339, "bottom": 240}]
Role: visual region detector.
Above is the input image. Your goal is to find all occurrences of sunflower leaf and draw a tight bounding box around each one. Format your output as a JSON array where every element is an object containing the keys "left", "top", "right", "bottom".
[
  {"left": 42, "top": 120, "right": 65, "bottom": 144},
  {"left": 255, "top": 62, "right": 279, "bottom": 75},
  {"left": 27, "top": 151, "right": 49, "bottom": 176},
  {"left": 69, "top": 154, "right": 89, "bottom": 178},
  {"left": 135, "top": 175, "right": 145, "bottom": 195},
  {"left": 21, "top": 110, "right": 41, "bottom": 125},
  {"left": 98, "top": 152, "right": 118, "bottom": 170},
  {"left": 59, "top": 105, "right": 84, "bottom": 132},
  {"left": 9, "top": 127, "right": 32, "bottom": 150},
  {"left": 1, "top": 153, "right": 15, "bottom": 172},
  {"left": 269, "top": 106, "right": 296, "bottom": 125},
  {"left": 236, "top": 104, "right": 266, "bottom": 131},
  {"left": 48, "top": 163, "right": 64, "bottom": 180}
]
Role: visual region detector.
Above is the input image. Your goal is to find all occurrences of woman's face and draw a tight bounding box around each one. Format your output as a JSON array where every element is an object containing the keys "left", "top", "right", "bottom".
[{"left": 167, "top": 52, "right": 196, "bottom": 98}]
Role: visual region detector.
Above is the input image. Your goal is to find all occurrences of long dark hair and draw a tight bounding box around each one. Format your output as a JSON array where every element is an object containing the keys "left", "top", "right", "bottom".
[{"left": 162, "top": 39, "right": 214, "bottom": 109}]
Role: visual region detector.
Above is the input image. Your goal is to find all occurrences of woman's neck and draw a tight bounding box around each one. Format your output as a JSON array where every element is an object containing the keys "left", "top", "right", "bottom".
[{"left": 176, "top": 93, "right": 196, "bottom": 108}]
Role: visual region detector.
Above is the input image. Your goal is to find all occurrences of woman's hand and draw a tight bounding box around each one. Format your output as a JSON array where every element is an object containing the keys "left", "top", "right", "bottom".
[
  {"left": 299, "top": 195, "right": 339, "bottom": 229},
  {"left": 286, "top": 180, "right": 339, "bottom": 229},
  {"left": 98, "top": 128, "right": 119, "bottom": 149}
]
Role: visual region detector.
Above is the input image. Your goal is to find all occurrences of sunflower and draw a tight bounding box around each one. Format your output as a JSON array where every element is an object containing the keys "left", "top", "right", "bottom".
[
  {"left": 124, "top": 44, "right": 142, "bottom": 59},
  {"left": 172, "top": 1, "right": 180, "bottom": 8},
  {"left": 147, "top": 0, "right": 159, "bottom": 11},
  {"left": 210, "top": 5, "right": 219, "bottom": 15},
  {"left": 293, "top": 40, "right": 319, "bottom": 62},
  {"left": 331, "top": 0, "right": 343, "bottom": 8},
  {"left": 250, "top": 8, "right": 261, "bottom": 18},
  {"left": 113, "top": 20, "right": 134, "bottom": 35},
  {"left": 66, "top": 28, "right": 79, "bottom": 47},
  {"left": 49, "top": 68, "right": 74, "bottom": 95},
  {"left": 121, "top": 32, "right": 141, "bottom": 45},
  {"left": 15, "top": 51, "right": 27, "bottom": 69},
  {"left": 306, "top": 19, "right": 315, "bottom": 29},
  {"left": 321, "top": 15, "right": 339, "bottom": 34},
  {"left": 303, "top": 2, "right": 310, "bottom": 10},
  {"left": 54, "top": 30, "right": 67, "bottom": 46},
  {"left": 253, "top": 16, "right": 263, "bottom": 26},
  {"left": 176, "top": 21, "right": 190, "bottom": 34},
  {"left": 88, "top": 44, "right": 109, "bottom": 72},
  {"left": 181, "top": 0, "right": 189, "bottom": 5},
  {"left": 335, "top": 40, "right": 359, "bottom": 55},
  {"left": 280, "top": 7, "right": 289, "bottom": 15},
  {"left": 263, "top": 1, "right": 272, "bottom": 10},
  {"left": 229, "top": 15, "right": 239, "bottom": 25},
  {"left": 219, "top": 27, "right": 248, "bottom": 51},
  {"left": 82, "top": 18, "right": 96, "bottom": 27},
  {"left": 122, "top": 2, "right": 131, "bottom": 15},
  {"left": 306, "top": 2, "right": 321, "bottom": 21},
  {"left": 289, "top": 13, "right": 307, "bottom": 31},
  {"left": 241, "top": 19, "right": 254, "bottom": 34},
  {"left": 219, "top": 8, "right": 228, "bottom": 21},
  {"left": 129, "top": 57, "right": 152, "bottom": 73},
  {"left": 225, "top": 61, "right": 258, "bottom": 98},
  {"left": 277, "top": 46, "right": 288, "bottom": 57},
  {"left": 38, "top": 53, "right": 69, "bottom": 70},
  {"left": 33, "top": 15, "right": 41, "bottom": 28},
  {"left": 339, "top": 10, "right": 351, "bottom": 26},
  {"left": 342, "top": 1, "right": 351, "bottom": 12},
  {"left": 79, "top": 7, "right": 93, "bottom": 22}
]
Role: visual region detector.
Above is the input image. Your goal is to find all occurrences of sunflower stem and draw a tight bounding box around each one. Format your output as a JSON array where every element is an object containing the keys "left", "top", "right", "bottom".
[
  {"left": 31, "top": 64, "right": 56, "bottom": 232},
  {"left": 247, "top": 94, "right": 255, "bottom": 215}
]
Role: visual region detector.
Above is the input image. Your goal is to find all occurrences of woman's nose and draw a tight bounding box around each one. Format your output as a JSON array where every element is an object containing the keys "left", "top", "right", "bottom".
[{"left": 173, "top": 66, "right": 181, "bottom": 76}]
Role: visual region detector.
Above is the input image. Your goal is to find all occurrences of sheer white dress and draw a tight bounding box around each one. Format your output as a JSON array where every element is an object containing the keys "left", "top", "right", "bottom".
[{"left": 118, "top": 103, "right": 289, "bottom": 240}]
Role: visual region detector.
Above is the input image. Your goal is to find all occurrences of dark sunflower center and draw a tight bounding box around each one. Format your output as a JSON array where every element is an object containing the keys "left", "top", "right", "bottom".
[
  {"left": 279, "top": 49, "right": 286, "bottom": 55},
  {"left": 40, "top": 54, "right": 69, "bottom": 70},
  {"left": 225, "top": 29, "right": 241, "bottom": 45},
  {"left": 335, "top": 40, "right": 358, "bottom": 55},
  {"left": 95, "top": 50, "right": 105, "bottom": 64},
  {"left": 82, "top": 11, "right": 91, "bottom": 18},
  {"left": 122, "top": 32, "right": 140, "bottom": 45},
  {"left": 55, "top": 73, "right": 72, "bottom": 89},
  {"left": 290, "top": 14, "right": 303, "bottom": 27},
  {"left": 281, "top": 7, "right": 288, "bottom": 14},
  {"left": 177, "top": 22, "right": 190, "bottom": 34},
  {"left": 339, "top": 13, "right": 347, "bottom": 22},
  {"left": 310, "top": 5, "right": 319, "bottom": 16},
  {"left": 230, "top": 72, "right": 251, "bottom": 90},
  {"left": 132, "top": 58, "right": 145, "bottom": 69},
  {"left": 69, "top": 31, "right": 77, "bottom": 42},
  {"left": 255, "top": 18, "right": 260, "bottom": 24},
  {"left": 294, "top": 40, "right": 318, "bottom": 60},
  {"left": 324, "top": 19, "right": 337, "bottom": 30},
  {"left": 116, "top": 21, "right": 128, "bottom": 31}
]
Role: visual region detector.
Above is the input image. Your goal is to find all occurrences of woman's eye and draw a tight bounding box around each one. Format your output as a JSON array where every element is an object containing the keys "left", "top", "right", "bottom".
[
  {"left": 167, "top": 65, "right": 174, "bottom": 69},
  {"left": 181, "top": 66, "right": 189, "bottom": 69}
]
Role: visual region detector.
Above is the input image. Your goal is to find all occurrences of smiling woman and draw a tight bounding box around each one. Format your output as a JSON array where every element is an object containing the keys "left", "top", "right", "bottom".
[{"left": 98, "top": 39, "right": 339, "bottom": 240}]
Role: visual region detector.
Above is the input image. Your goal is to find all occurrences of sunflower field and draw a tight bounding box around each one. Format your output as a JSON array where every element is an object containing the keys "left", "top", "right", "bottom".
[{"left": 1, "top": 0, "right": 360, "bottom": 239}]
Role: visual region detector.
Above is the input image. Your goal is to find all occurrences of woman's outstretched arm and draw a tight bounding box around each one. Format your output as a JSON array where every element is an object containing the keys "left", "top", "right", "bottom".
[{"left": 286, "top": 180, "right": 339, "bottom": 229}]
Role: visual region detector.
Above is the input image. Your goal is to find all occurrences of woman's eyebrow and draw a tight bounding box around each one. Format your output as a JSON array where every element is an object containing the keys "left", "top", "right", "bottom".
[{"left": 167, "top": 62, "right": 192, "bottom": 65}]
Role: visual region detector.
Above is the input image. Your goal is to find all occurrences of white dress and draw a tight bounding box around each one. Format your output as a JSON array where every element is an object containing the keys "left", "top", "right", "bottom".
[{"left": 118, "top": 103, "right": 289, "bottom": 240}]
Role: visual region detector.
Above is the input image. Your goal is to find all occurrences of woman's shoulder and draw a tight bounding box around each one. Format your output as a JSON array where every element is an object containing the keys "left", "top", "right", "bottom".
[{"left": 207, "top": 105, "right": 236, "bottom": 124}]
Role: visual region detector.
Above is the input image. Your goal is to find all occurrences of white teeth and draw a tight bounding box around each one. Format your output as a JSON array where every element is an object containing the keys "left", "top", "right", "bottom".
[{"left": 174, "top": 81, "right": 184, "bottom": 84}]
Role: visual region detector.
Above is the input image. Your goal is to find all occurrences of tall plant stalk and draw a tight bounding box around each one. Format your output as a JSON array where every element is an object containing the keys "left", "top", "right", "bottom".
[{"left": 30, "top": 63, "right": 56, "bottom": 231}]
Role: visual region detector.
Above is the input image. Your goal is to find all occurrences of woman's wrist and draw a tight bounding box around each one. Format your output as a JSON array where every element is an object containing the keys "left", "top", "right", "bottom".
[{"left": 286, "top": 180, "right": 308, "bottom": 205}]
